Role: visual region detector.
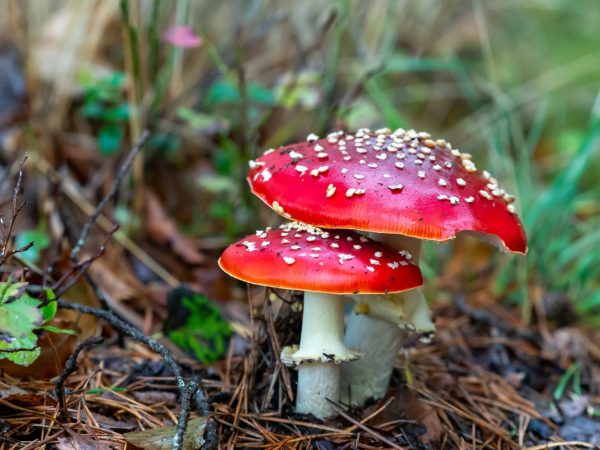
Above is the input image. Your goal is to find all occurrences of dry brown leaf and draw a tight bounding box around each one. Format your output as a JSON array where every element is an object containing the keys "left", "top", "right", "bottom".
[
  {"left": 145, "top": 189, "right": 205, "bottom": 266},
  {"left": 89, "top": 258, "right": 140, "bottom": 302},
  {"left": 372, "top": 387, "right": 444, "bottom": 444},
  {"left": 86, "top": 244, "right": 147, "bottom": 304},
  {"left": 56, "top": 434, "right": 115, "bottom": 450},
  {"left": 132, "top": 390, "right": 177, "bottom": 406}
]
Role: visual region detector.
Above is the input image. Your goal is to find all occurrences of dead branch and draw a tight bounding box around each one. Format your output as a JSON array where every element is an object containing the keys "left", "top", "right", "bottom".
[
  {"left": 70, "top": 130, "right": 150, "bottom": 261},
  {"left": 56, "top": 299, "right": 210, "bottom": 450},
  {"left": 0, "top": 156, "right": 28, "bottom": 266},
  {"left": 55, "top": 335, "right": 105, "bottom": 420}
]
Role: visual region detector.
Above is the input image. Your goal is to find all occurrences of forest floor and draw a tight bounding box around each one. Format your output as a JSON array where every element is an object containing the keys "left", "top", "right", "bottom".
[{"left": 2, "top": 288, "right": 600, "bottom": 449}]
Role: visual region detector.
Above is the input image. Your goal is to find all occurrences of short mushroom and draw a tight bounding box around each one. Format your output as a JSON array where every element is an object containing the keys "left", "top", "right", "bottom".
[
  {"left": 247, "top": 128, "right": 527, "bottom": 406},
  {"left": 218, "top": 221, "right": 422, "bottom": 418}
]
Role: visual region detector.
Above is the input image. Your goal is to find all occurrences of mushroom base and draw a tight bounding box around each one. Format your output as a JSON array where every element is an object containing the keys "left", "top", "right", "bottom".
[
  {"left": 340, "top": 314, "right": 402, "bottom": 407},
  {"left": 296, "top": 364, "right": 340, "bottom": 418}
]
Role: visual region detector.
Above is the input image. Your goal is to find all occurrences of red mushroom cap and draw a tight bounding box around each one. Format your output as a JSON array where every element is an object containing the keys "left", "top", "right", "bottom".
[
  {"left": 248, "top": 128, "right": 527, "bottom": 254},
  {"left": 218, "top": 222, "right": 423, "bottom": 294}
]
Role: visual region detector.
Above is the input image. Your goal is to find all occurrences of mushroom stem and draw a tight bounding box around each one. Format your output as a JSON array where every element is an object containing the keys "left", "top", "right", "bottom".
[
  {"left": 293, "top": 292, "right": 355, "bottom": 418},
  {"left": 341, "top": 313, "right": 403, "bottom": 405},
  {"left": 341, "top": 236, "right": 434, "bottom": 407}
]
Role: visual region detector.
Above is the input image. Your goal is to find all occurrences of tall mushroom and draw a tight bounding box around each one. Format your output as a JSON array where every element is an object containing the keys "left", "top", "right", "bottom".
[
  {"left": 246, "top": 128, "right": 527, "bottom": 406},
  {"left": 218, "top": 221, "right": 422, "bottom": 418}
]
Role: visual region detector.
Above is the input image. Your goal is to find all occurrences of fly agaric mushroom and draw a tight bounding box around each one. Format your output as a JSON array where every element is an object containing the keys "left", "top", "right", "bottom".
[
  {"left": 247, "top": 128, "right": 527, "bottom": 406},
  {"left": 218, "top": 221, "right": 422, "bottom": 418}
]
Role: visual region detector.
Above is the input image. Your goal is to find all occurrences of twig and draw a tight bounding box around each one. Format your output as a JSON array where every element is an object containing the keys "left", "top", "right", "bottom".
[
  {"left": 195, "top": 383, "right": 219, "bottom": 450},
  {"left": 327, "top": 401, "right": 403, "bottom": 449},
  {"left": 0, "top": 345, "right": 38, "bottom": 353},
  {"left": 55, "top": 299, "right": 210, "bottom": 450},
  {"left": 30, "top": 153, "right": 180, "bottom": 287},
  {"left": 52, "top": 226, "right": 118, "bottom": 296},
  {"left": 194, "top": 381, "right": 210, "bottom": 417},
  {"left": 173, "top": 379, "right": 199, "bottom": 450},
  {"left": 55, "top": 335, "right": 104, "bottom": 420},
  {"left": 0, "top": 157, "right": 28, "bottom": 266},
  {"left": 70, "top": 129, "right": 150, "bottom": 261},
  {"left": 57, "top": 300, "right": 185, "bottom": 387},
  {"left": 202, "top": 419, "right": 219, "bottom": 450}
]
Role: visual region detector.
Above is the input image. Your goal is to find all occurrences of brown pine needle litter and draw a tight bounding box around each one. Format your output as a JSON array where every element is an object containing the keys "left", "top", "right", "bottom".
[{"left": 1, "top": 290, "right": 600, "bottom": 449}]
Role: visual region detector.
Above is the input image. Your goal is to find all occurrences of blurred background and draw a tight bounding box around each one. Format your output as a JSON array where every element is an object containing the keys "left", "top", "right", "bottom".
[{"left": 1, "top": 0, "right": 600, "bottom": 333}]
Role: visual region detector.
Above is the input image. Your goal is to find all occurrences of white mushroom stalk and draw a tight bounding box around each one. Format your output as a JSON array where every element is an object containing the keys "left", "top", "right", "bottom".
[
  {"left": 281, "top": 292, "right": 360, "bottom": 418},
  {"left": 340, "top": 235, "right": 435, "bottom": 407}
]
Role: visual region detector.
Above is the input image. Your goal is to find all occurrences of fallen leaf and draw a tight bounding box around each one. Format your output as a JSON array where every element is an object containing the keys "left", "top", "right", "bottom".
[
  {"left": 70, "top": 410, "right": 138, "bottom": 431},
  {"left": 145, "top": 189, "right": 205, "bottom": 265},
  {"left": 371, "top": 387, "right": 443, "bottom": 444},
  {"left": 88, "top": 258, "right": 140, "bottom": 302},
  {"left": 132, "top": 390, "right": 177, "bottom": 406},
  {"left": 124, "top": 417, "right": 207, "bottom": 450},
  {"left": 57, "top": 430, "right": 116, "bottom": 450}
]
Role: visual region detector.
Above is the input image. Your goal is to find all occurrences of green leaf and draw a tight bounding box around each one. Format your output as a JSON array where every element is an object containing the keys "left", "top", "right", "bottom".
[
  {"left": 107, "top": 72, "right": 127, "bottom": 89},
  {"left": 80, "top": 101, "right": 105, "bottom": 119},
  {"left": 40, "top": 300, "right": 57, "bottom": 322},
  {"left": 248, "top": 83, "right": 275, "bottom": 106},
  {"left": 42, "top": 325, "right": 76, "bottom": 335},
  {"left": 163, "top": 288, "right": 232, "bottom": 364},
  {"left": 205, "top": 80, "right": 241, "bottom": 106},
  {"left": 0, "top": 295, "right": 42, "bottom": 339},
  {"left": 147, "top": 132, "right": 181, "bottom": 156},
  {"left": 553, "top": 363, "right": 581, "bottom": 400},
  {"left": 14, "top": 228, "right": 50, "bottom": 264},
  {"left": 0, "top": 334, "right": 40, "bottom": 366},
  {"left": 0, "top": 282, "right": 28, "bottom": 304},
  {"left": 45, "top": 288, "right": 56, "bottom": 301},
  {"left": 86, "top": 387, "right": 126, "bottom": 394},
  {"left": 0, "top": 284, "right": 65, "bottom": 366},
  {"left": 98, "top": 125, "right": 124, "bottom": 156},
  {"left": 101, "top": 103, "right": 129, "bottom": 122},
  {"left": 576, "top": 290, "right": 600, "bottom": 314}
]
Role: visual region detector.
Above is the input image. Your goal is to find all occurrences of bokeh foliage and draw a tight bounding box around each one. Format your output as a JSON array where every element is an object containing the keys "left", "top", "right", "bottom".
[{"left": 3, "top": 0, "right": 599, "bottom": 323}]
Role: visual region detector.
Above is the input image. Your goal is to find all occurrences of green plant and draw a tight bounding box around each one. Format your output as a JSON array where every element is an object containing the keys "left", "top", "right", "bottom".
[
  {"left": 494, "top": 110, "right": 600, "bottom": 324},
  {"left": 163, "top": 288, "right": 232, "bottom": 364},
  {"left": 79, "top": 71, "right": 130, "bottom": 155},
  {"left": 0, "top": 283, "right": 74, "bottom": 366}
]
